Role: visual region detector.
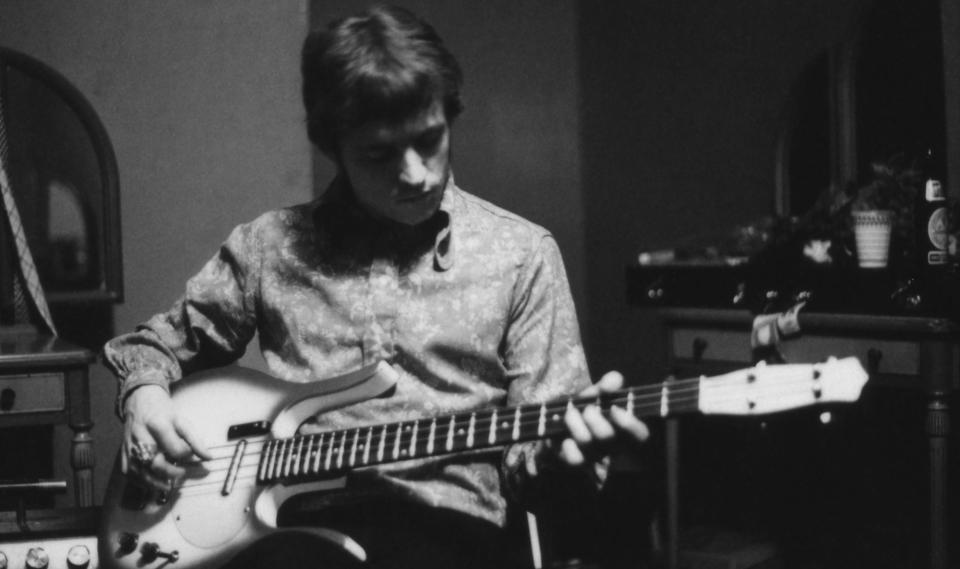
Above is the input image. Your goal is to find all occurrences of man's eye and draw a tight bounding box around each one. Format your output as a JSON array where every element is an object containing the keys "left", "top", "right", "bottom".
[
  {"left": 415, "top": 132, "right": 443, "bottom": 153},
  {"left": 362, "top": 148, "right": 394, "bottom": 162}
]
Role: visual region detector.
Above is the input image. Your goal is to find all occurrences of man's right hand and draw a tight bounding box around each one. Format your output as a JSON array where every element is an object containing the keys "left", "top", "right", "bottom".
[{"left": 122, "top": 384, "right": 212, "bottom": 491}]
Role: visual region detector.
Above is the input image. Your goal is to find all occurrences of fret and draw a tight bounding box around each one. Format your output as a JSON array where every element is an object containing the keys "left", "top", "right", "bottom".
[
  {"left": 377, "top": 425, "right": 388, "bottom": 463},
  {"left": 302, "top": 435, "right": 314, "bottom": 474},
  {"left": 446, "top": 416, "right": 455, "bottom": 451},
  {"left": 312, "top": 434, "right": 325, "bottom": 474},
  {"left": 284, "top": 439, "right": 296, "bottom": 478},
  {"left": 392, "top": 424, "right": 402, "bottom": 460},
  {"left": 466, "top": 413, "right": 476, "bottom": 448},
  {"left": 363, "top": 428, "right": 372, "bottom": 464},
  {"left": 627, "top": 390, "right": 635, "bottom": 416},
  {"left": 349, "top": 429, "right": 360, "bottom": 466},
  {"left": 292, "top": 437, "right": 304, "bottom": 476},
  {"left": 274, "top": 440, "right": 284, "bottom": 479},
  {"left": 409, "top": 420, "right": 419, "bottom": 457},
  {"left": 427, "top": 418, "right": 437, "bottom": 454},
  {"left": 324, "top": 434, "right": 334, "bottom": 471},
  {"left": 537, "top": 404, "right": 546, "bottom": 436},
  {"left": 270, "top": 440, "right": 283, "bottom": 480},
  {"left": 512, "top": 406, "right": 521, "bottom": 440},
  {"left": 488, "top": 410, "right": 498, "bottom": 445},
  {"left": 660, "top": 384, "right": 668, "bottom": 417},
  {"left": 337, "top": 431, "right": 347, "bottom": 469},
  {"left": 257, "top": 441, "right": 272, "bottom": 482}
]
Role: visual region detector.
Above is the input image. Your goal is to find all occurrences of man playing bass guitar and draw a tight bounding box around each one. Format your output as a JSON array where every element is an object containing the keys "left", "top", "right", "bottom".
[{"left": 103, "top": 4, "right": 649, "bottom": 568}]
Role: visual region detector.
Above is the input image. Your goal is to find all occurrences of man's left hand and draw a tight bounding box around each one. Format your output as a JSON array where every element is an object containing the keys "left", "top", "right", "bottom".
[{"left": 556, "top": 370, "right": 649, "bottom": 467}]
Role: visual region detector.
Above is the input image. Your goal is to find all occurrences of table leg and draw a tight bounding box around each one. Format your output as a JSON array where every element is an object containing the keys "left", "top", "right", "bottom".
[
  {"left": 926, "top": 392, "right": 949, "bottom": 569},
  {"left": 921, "top": 339, "right": 953, "bottom": 569},
  {"left": 66, "top": 366, "right": 94, "bottom": 507},
  {"left": 70, "top": 425, "right": 94, "bottom": 507}
]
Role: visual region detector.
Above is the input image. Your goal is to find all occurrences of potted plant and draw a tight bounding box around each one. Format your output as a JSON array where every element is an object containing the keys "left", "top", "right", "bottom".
[{"left": 848, "top": 156, "right": 920, "bottom": 268}]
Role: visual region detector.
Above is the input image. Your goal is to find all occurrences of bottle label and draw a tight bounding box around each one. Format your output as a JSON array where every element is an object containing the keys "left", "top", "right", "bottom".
[
  {"left": 927, "top": 206, "right": 948, "bottom": 250},
  {"left": 927, "top": 250, "right": 948, "bottom": 265},
  {"left": 925, "top": 179, "right": 945, "bottom": 201}
]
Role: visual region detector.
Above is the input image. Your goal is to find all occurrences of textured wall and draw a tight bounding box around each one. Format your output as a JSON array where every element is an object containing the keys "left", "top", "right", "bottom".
[{"left": 0, "top": 0, "right": 310, "bottom": 504}]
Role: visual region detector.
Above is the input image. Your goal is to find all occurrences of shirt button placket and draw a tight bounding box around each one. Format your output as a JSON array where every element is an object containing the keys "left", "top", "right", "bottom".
[{"left": 366, "top": 256, "right": 399, "bottom": 362}]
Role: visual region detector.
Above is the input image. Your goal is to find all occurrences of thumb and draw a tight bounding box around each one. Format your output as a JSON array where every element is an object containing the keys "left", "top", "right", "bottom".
[
  {"left": 595, "top": 370, "right": 624, "bottom": 393},
  {"left": 174, "top": 417, "right": 213, "bottom": 460}
]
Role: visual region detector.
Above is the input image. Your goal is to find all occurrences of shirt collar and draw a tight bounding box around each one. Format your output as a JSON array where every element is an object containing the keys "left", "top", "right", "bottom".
[{"left": 314, "top": 174, "right": 456, "bottom": 271}]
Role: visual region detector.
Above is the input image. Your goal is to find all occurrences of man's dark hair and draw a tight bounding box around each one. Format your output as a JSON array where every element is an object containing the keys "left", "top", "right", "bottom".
[{"left": 301, "top": 4, "right": 464, "bottom": 155}]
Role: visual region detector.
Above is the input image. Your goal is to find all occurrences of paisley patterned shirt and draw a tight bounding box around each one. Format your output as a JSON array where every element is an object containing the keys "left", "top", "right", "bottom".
[{"left": 103, "top": 176, "right": 591, "bottom": 526}]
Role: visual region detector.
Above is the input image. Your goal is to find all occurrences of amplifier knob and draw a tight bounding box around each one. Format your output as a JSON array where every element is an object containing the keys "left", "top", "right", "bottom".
[
  {"left": 25, "top": 548, "right": 49, "bottom": 569},
  {"left": 67, "top": 545, "right": 91, "bottom": 569}
]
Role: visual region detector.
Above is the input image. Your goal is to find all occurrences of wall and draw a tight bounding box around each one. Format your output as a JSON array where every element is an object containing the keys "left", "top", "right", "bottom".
[
  {"left": 578, "top": 0, "right": 864, "bottom": 380},
  {"left": 0, "top": 0, "right": 311, "bottom": 505}
]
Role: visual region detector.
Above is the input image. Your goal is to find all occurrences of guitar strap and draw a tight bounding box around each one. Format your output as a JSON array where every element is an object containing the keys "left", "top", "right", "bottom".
[{"left": 0, "top": 87, "right": 58, "bottom": 336}]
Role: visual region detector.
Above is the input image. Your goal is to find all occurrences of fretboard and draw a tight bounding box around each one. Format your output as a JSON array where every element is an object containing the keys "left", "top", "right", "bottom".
[{"left": 255, "top": 379, "right": 700, "bottom": 484}]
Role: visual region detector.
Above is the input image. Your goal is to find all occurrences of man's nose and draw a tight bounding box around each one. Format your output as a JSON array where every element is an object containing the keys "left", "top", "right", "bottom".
[{"left": 399, "top": 148, "right": 427, "bottom": 187}]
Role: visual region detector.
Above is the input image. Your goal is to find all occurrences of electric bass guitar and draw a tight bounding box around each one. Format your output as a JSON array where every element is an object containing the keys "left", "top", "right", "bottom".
[{"left": 99, "top": 357, "right": 868, "bottom": 569}]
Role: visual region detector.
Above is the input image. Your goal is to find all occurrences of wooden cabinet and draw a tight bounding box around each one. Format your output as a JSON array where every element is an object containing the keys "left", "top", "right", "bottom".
[{"left": 0, "top": 332, "right": 94, "bottom": 507}]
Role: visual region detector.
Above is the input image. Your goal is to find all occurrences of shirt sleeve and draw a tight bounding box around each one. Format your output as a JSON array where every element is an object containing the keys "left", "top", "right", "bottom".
[
  {"left": 502, "top": 234, "right": 590, "bottom": 402},
  {"left": 102, "top": 221, "right": 261, "bottom": 417},
  {"left": 498, "top": 234, "right": 607, "bottom": 508}
]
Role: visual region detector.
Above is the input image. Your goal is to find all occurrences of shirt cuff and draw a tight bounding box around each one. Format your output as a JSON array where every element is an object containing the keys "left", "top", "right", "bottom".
[{"left": 115, "top": 368, "right": 171, "bottom": 419}]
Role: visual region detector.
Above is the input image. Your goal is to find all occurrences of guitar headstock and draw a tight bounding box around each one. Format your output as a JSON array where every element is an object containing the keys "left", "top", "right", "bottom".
[{"left": 698, "top": 356, "right": 869, "bottom": 416}]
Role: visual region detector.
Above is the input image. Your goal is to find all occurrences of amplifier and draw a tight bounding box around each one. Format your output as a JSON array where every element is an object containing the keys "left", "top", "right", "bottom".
[
  {"left": 626, "top": 262, "right": 960, "bottom": 317},
  {"left": 0, "top": 507, "right": 98, "bottom": 569}
]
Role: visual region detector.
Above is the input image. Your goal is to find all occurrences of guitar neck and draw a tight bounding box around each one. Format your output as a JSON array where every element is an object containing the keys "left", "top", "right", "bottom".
[
  {"left": 256, "top": 380, "right": 700, "bottom": 484},
  {"left": 254, "top": 357, "right": 867, "bottom": 485}
]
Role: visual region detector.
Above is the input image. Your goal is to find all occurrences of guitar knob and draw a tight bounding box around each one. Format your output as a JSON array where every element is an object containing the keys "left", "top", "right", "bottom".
[
  {"left": 118, "top": 532, "right": 140, "bottom": 555},
  {"left": 25, "top": 548, "right": 49, "bottom": 569},
  {"left": 67, "top": 545, "right": 91, "bottom": 569},
  {"left": 141, "top": 542, "right": 179, "bottom": 564}
]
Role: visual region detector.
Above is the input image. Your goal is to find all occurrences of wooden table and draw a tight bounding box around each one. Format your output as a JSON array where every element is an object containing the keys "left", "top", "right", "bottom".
[{"left": 0, "top": 331, "right": 95, "bottom": 507}]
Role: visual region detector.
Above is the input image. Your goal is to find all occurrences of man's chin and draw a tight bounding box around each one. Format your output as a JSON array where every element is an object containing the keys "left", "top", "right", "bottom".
[{"left": 394, "top": 206, "right": 440, "bottom": 226}]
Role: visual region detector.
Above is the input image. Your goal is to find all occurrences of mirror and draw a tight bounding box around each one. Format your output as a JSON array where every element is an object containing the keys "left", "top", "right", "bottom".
[
  {"left": 777, "top": 0, "right": 946, "bottom": 217},
  {"left": 0, "top": 47, "right": 121, "bottom": 311},
  {"left": 45, "top": 179, "right": 93, "bottom": 287}
]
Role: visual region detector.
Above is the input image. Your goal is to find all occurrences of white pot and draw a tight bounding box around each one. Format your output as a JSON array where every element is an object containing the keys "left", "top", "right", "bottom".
[{"left": 851, "top": 209, "right": 894, "bottom": 268}]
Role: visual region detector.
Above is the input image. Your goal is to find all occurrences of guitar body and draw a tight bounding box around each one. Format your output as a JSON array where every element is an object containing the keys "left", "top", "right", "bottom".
[{"left": 99, "top": 362, "right": 398, "bottom": 569}]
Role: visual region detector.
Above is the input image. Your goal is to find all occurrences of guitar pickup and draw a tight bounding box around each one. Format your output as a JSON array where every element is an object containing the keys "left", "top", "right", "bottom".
[{"left": 227, "top": 420, "right": 271, "bottom": 440}]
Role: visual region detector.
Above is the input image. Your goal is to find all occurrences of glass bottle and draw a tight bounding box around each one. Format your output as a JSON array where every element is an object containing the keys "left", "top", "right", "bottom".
[{"left": 916, "top": 147, "right": 948, "bottom": 269}]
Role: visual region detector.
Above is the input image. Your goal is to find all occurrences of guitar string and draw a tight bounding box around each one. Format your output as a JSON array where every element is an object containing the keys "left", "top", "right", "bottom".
[
  {"left": 172, "top": 372, "right": 830, "bottom": 492},
  {"left": 175, "top": 392, "right": 830, "bottom": 492},
  {"left": 179, "top": 370, "right": 825, "bottom": 473},
  {"left": 187, "top": 368, "right": 786, "bottom": 457},
  {"left": 192, "top": 366, "right": 823, "bottom": 459}
]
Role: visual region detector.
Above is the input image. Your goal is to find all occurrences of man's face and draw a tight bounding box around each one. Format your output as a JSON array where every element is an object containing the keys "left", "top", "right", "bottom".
[{"left": 338, "top": 99, "right": 451, "bottom": 226}]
